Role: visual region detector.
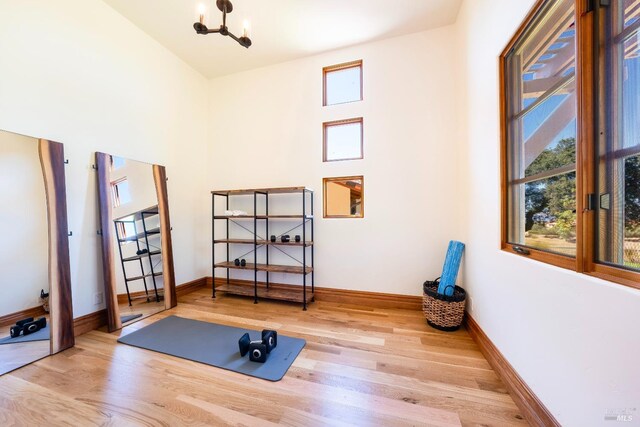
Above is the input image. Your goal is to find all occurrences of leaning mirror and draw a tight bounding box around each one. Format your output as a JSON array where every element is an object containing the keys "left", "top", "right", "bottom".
[
  {"left": 0, "top": 129, "right": 74, "bottom": 375},
  {"left": 95, "top": 153, "right": 176, "bottom": 332},
  {"left": 323, "top": 176, "right": 364, "bottom": 218}
]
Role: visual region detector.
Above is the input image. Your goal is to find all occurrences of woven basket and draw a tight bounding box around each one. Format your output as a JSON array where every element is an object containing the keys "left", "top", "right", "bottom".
[{"left": 422, "top": 280, "right": 466, "bottom": 332}]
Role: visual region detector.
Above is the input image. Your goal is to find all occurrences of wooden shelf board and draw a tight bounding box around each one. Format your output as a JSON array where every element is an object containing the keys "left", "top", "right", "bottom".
[
  {"left": 214, "top": 261, "right": 312, "bottom": 274},
  {"left": 128, "top": 293, "right": 164, "bottom": 301},
  {"left": 213, "top": 239, "right": 313, "bottom": 246},
  {"left": 211, "top": 186, "right": 312, "bottom": 196},
  {"left": 122, "top": 250, "right": 162, "bottom": 262},
  {"left": 119, "top": 228, "right": 161, "bottom": 242},
  {"left": 114, "top": 205, "right": 159, "bottom": 222},
  {"left": 126, "top": 272, "right": 163, "bottom": 281},
  {"left": 213, "top": 215, "right": 313, "bottom": 220},
  {"left": 216, "top": 283, "right": 314, "bottom": 303}
]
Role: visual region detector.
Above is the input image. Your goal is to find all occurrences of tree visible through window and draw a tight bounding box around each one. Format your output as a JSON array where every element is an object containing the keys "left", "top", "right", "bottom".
[{"left": 504, "top": 0, "right": 577, "bottom": 257}]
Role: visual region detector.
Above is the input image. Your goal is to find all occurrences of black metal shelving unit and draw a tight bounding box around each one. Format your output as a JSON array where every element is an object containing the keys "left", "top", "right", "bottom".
[
  {"left": 211, "top": 187, "right": 314, "bottom": 310},
  {"left": 114, "top": 205, "right": 163, "bottom": 306}
]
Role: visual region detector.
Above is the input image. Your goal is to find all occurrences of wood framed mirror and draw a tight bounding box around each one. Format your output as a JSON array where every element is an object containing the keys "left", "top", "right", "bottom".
[
  {"left": 95, "top": 153, "right": 176, "bottom": 332},
  {"left": 0, "top": 129, "right": 74, "bottom": 376}
]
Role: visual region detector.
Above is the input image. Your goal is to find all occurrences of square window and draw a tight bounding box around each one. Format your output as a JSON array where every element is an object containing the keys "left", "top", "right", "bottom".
[
  {"left": 323, "top": 118, "right": 363, "bottom": 162},
  {"left": 323, "top": 60, "right": 362, "bottom": 106},
  {"left": 323, "top": 176, "right": 364, "bottom": 218}
]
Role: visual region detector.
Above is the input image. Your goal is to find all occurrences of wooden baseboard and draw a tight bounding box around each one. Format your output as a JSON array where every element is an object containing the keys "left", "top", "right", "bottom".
[
  {"left": 75, "top": 278, "right": 209, "bottom": 336},
  {"left": 73, "top": 309, "right": 108, "bottom": 337},
  {"left": 115, "top": 277, "right": 208, "bottom": 305},
  {"left": 176, "top": 277, "right": 208, "bottom": 297},
  {"left": 0, "top": 306, "right": 47, "bottom": 328},
  {"left": 211, "top": 277, "right": 422, "bottom": 310},
  {"left": 464, "top": 314, "right": 560, "bottom": 427}
]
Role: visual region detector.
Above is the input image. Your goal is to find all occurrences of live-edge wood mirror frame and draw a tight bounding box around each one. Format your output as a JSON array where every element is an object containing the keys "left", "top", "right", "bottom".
[
  {"left": 95, "top": 152, "right": 177, "bottom": 332},
  {"left": 39, "top": 139, "right": 75, "bottom": 354}
]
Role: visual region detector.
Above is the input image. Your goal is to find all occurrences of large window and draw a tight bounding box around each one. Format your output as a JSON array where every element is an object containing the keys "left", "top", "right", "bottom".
[{"left": 501, "top": 0, "right": 640, "bottom": 289}]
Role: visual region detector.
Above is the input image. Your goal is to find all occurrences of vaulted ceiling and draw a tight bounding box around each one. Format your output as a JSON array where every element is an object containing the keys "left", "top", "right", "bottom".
[{"left": 102, "top": 0, "right": 463, "bottom": 78}]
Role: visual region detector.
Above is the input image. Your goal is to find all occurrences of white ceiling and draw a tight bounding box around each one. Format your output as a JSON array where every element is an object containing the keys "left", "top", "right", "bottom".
[{"left": 103, "top": 0, "right": 462, "bottom": 79}]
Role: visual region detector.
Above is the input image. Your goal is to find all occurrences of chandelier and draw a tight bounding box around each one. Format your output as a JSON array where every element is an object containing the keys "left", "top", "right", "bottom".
[{"left": 194, "top": 0, "right": 252, "bottom": 48}]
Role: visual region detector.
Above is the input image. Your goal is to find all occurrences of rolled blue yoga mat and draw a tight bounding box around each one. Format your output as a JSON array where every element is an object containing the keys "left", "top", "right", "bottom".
[{"left": 437, "top": 241, "right": 465, "bottom": 296}]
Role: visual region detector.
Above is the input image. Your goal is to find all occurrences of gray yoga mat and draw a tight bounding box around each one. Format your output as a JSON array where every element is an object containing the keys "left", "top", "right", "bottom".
[
  {"left": 0, "top": 325, "right": 50, "bottom": 345},
  {"left": 121, "top": 314, "right": 143, "bottom": 324},
  {"left": 117, "top": 315, "right": 305, "bottom": 381}
]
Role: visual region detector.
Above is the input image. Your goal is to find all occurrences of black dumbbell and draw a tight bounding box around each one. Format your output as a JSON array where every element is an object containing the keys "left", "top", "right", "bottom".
[
  {"left": 234, "top": 258, "right": 240, "bottom": 266},
  {"left": 262, "top": 329, "right": 278, "bottom": 353},
  {"left": 249, "top": 342, "right": 267, "bottom": 363},
  {"left": 10, "top": 317, "right": 34, "bottom": 338},
  {"left": 295, "top": 235, "right": 301, "bottom": 242},
  {"left": 238, "top": 330, "right": 278, "bottom": 363},
  {"left": 240, "top": 259, "right": 246, "bottom": 267},
  {"left": 238, "top": 333, "right": 268, "bottom": 363},
  {"left": 281, "top": 235, "right": 290, "bottom": 243},
  {"left": 23, "top": 318, "right": 46, "bottom": 335},
  {"left": 270, "top": 235, "right": 276, "bottom": 242},
  {"left": 238, "top": 333, "right": 251, "bottom": 357}
]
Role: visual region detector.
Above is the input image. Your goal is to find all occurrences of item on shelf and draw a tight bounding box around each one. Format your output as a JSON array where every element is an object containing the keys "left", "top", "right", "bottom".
[
  {"left": 238, "top": 329, "right": 278, "bottom": 363},
  {"left": 224, "top": 210, "right": 234, "bottom": 216},
  {"left": 240, "top": 259, "right": 246, "bottom": 267},
  {"left": 234, "top": 258, "right": 240, "bottom": 266},
  {"left": 295, "top": 235, "right": 301, "bottom": 242},
  {"left": 10, "top": 317, "right": 46, "bottom": 338},
  {"left": 40, "top": 289, "right": 50, "bottom": 313},
  {"left": 280, "top": 235, "right": 290, "bottom": 243},
  {"left": 437, "top": 241, "right": 465, "bottom": 297},
  {"left": 270, "top": 235, "right": 276, "bottom": 242},
  {"left": 136, "top": 248, "right": 149, "bottom": 256}
]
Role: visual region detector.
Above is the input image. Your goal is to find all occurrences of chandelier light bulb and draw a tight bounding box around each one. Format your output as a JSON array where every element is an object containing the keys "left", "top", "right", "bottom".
[
  {"left": 198, "top": 3, "right": 207, "bottom": 25},
  {"left": 243, "top": 20, "right": 251, "bottom": 38}
]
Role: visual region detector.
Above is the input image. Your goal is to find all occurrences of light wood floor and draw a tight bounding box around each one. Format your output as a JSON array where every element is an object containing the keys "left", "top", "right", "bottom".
[
  {"left": 119, "top": 298, "right": 165, "bottom": 327},
  {"left": 0, "top": 288, "right": 527, "bottom": 426}
]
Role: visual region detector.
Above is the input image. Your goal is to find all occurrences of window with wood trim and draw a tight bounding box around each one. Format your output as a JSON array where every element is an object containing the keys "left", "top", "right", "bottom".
[
  {"left": 323, "top": 60, "right": 363, "bottom": 106},
  {"left": 503, "top": 0, "right": 577, "bottom": 259},
  {"left": 110, "top": 177, "right": 131, "bottom": 208},
  {"left": 323, "top": 176, "right": 364, "bottom": 218},
  {"left": 323, "top": 118, "right": 363, "bottom": 162},
  {"left": 501, "top": 0, "right": 640, "bottom": 290}
]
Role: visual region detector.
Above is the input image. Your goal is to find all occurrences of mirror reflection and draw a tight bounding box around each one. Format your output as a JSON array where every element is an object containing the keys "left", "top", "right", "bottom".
[
  {"left": 323, "top": 176, "right": 364, "bottom": 218},
  {"left": 0, "top": 130, "right": 50, "bottom": 374},
  {"left": 109, "top": 156, "right": 165, "bottom": 327}
]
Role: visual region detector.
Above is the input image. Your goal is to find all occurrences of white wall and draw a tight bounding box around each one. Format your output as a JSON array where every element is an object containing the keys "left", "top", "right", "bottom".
[
  {"left": 206, "top": 27, "right": 462, "bottom": 295},
  {"left": 455, "top": 1, "right": 640, "bottom": 425},
  {"left": 0, "top": 0, "right": 209, "bottom": 318},
  {"left": 0, "top": 131, "right": 48, "bottom": 317}
]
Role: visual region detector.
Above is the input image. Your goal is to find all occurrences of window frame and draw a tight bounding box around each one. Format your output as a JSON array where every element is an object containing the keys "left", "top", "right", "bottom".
[
  {"left": 500, "top": 0, "right": 640, "bottom": 291},
  {"left": 322, "top": 60, "right": 363, "bottom": 106},
  {"left": 323, "top": 175, "right": 364, "bottom": 219},
  {"left": 322, "top": 117, "right": 364, "bottom": 162},
  {"left": 110, "top": 177, "right": 128, "bottom": 208}
]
